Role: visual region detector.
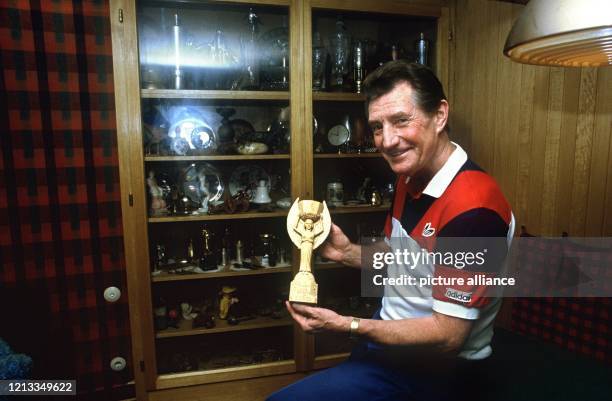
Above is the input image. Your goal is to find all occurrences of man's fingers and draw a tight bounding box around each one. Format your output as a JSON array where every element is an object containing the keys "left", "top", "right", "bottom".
[
  {"left": 290, "top": 302, "right": 316, "bottom": 316},
  {"left": 286, "top": 301, "right": 308, "bottom": 327},
  {"left": 286, "top": 301, "right": 317, "bottom": 332}
]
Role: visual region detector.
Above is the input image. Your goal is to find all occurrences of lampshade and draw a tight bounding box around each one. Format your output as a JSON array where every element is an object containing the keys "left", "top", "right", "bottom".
[{"left": 504, "top": 0, "right": 612, "bottom": 67}]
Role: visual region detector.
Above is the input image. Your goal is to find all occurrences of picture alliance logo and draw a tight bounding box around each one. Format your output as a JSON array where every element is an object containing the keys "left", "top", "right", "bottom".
[{"left": 444, "top": 288, "right": 472, "bottom": 303}]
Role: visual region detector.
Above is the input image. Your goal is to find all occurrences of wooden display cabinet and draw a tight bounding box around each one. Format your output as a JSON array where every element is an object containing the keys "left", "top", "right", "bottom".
[{"left": 110, "top": 0, "right": 447, "bottom": 399}]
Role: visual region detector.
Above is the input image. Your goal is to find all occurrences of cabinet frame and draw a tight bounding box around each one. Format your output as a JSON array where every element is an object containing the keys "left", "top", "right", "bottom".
[{"left": 110, "top": 0, "right": 448, "bottom": 399}]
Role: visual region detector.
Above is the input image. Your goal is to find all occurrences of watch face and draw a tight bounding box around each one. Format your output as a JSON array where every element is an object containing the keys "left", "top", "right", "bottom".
[{"left": 327, "top": 124, "right": 350, "bottom": 146}]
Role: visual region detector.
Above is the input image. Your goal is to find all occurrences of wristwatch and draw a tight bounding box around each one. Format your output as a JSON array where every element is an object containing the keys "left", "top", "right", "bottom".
[{"left": 349, "top": 317, "right": 360, "bottom": 339}]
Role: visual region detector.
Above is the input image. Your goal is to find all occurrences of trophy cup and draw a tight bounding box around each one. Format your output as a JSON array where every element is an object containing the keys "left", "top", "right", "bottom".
[{"left": 286, "top": 198, "right": 331, "bottom": 304}]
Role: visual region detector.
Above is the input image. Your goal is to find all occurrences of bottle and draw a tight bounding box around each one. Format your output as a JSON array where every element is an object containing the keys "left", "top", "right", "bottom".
[
  {"left": 221, "top": 227, "right": 232, "bottom": 263},
  {"left": 329, "top": 17, "right": 350, "bottom": 91},
  {"left": 353, "top": 40, "right": 364, "bottom": 93},
  {"left": 236, "top": 240, "right": 244, "bottom": 264},
  {"left": 199, "top": 229, "right": 217, "bottom": 271},
  {"left": 240, "top": 8, "right": 260, "bottom": 89},
  {"left": 258, "top": 234, "right": 277, "bottom": 267},
  {"left": 391, "top": 44, "right": 399, "bottom": 61},
  {"left": 416, "top": 33, "right": 429, "bottom": 66},
  {"left": 187, "top": 238, "right": 195, "bottom": 262},
  {"left": 173, "top": 13, "right": 182, "bottom": 90},
  {"left": 312, "top": 32, "right": 326, "bottom": 91}
]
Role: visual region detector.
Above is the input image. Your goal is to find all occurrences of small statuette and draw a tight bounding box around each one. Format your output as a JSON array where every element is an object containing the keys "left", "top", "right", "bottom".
[
  {"left": 181, "top": 302, "right": 197, "bottom": 320},
  {"left": 370, "top": 190, "right": 382, "bottom": 206},
  {"left": 218, "top": 286, "right": 239, "bottom": 320},
  {"left": 199, "top": 229, "right": 217, "bottom": 271},
  {"left": 147, "top": 171, "right": 167, "bottom": 216},
  {"left": 236, "top": 240, "right": 244, "bottom": 264},
  {"left": 253, "top": 179, "right": 272, "bottom": 204},
  {"left": 286, "top": 198, "right": 331, "bottom": 304}
]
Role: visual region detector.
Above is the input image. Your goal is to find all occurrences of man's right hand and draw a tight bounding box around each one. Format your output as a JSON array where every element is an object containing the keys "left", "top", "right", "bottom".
[{"left": 318, "top": 223, "right": 361, "bottom": 268}]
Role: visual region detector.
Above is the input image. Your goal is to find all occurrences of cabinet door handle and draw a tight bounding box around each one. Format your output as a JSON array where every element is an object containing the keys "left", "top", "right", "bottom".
[{"left": 118, "top": 8, "right": 124, "bottom": 24}]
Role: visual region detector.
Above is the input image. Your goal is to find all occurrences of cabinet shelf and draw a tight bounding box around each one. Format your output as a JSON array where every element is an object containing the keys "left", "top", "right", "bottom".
[
  {"left": 314, "top": 153, "right": 381, "bottom": 159},
  {"left": 148, "top": 210, "right": 287, "bottom": 223},
  {"left": 156, "top": 316, "right": 293, "bottom": 339},
  {"left": 313, "top": 92, "right": 366, "bottom": 102},
  {"left": 145, "top": 154, "right": 290, "bottom": 162},
  {"left": 156, "top": 360, "right": 296, "bottom": 389},
  {"left": 141, "top": 89, "right": 290, "bottom": 101},
  {"left": 313, "top": 353, "right": 350, "bottom": 370},
  {"left": 329, "top": 205, "right": 389, "bottom": 215},
  {"left": 152, "top": 266, "right": 292, "bottom": 282}
]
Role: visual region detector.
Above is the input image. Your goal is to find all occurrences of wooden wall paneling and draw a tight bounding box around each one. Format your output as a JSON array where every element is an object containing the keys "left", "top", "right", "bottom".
[
  {"left": 471, "top": 1, "right": 503, "bottom": 169},
  {"left": 586, "top": 67, "right": 612, "bottom": 236},
  {"left": 492, "top": 2, "right": 522, "bottom": 209},
  {"left": 569, "top": 68, "right": 598, "bottom": 236},
  {"left": 512, "top": 64, "right": 535, "bottom": 230},
  {"left": 539, "top": 67, "right": 564, "bottom": 235},
  {"left": 602, "top": 67, "right": 612, "bottom": 236},
  {"left": 448, "top": 0, "right": 475, "bottom": 152},
  {"left": 493, "top": 3, "right": 526, "bottom": 327},
  {"left": 463, "top": 0, "right": 484, "bottom": 155},
  {"left": 524, "top": 67, "right": 551, "bottom": 232},
  {"left": 604, "top": 70, "right": 612, "bottom": 237},
  {"left": 553, "top": 69, "right": 581, "bottom": 235},
  {"left": 446, "top": 1, "right": 456, "bottom": 108},
  {"left": 436, "top": 6, "right": 451, "bottom": 94}
]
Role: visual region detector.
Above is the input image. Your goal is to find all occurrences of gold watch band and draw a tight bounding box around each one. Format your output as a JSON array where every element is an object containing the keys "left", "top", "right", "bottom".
[{"left": 349, "top": 317, "right": 360, "bottom": 339}]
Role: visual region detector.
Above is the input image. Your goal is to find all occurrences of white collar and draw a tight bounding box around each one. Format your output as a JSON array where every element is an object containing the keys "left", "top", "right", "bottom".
[{"left": 404, "top": 142, "right": 467, "bottom": 198}]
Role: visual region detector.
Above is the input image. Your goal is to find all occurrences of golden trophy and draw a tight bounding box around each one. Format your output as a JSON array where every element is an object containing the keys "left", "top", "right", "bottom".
[{"left": 287, "top": 198, "right": 331, "bottom": 304}]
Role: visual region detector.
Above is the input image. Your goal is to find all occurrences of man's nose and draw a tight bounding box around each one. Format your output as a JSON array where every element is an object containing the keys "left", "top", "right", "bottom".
[{"left": 381, "top": 125, "right": 399, "bottom": 149}]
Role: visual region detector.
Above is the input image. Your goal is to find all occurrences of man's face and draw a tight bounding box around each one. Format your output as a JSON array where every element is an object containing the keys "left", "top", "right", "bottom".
[{"left": 368, "top": 82, "right": 445, "bottom": 178}]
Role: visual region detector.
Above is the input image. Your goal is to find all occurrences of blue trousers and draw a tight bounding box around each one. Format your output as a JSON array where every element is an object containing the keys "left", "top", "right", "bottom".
[{"left": 267, "top": 342, "right": 454, "bottom": 401}]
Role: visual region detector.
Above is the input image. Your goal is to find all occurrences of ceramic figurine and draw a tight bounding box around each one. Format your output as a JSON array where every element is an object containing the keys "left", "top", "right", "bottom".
[
  {"left": 180, "top": 302, "right": 198, "bottom": 320},
  {"left": 218, "top": 286, "right": 239, "bottom": 320},
  {"left": 253, "top": 179, "right": 272, "bottom": 204},
  {"left": 147, "top": 171, "right": 167, "bottom": 215}
]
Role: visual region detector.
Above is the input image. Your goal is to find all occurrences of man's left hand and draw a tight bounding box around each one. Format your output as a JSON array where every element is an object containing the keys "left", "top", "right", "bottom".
[{"left": 285, "top": 301, "right": 351, "bottom": 334}]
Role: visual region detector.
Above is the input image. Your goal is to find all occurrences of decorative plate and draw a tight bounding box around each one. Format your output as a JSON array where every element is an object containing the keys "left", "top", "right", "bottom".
[{"left": 229, "top": 165, "right": 271, "bottom": 198}]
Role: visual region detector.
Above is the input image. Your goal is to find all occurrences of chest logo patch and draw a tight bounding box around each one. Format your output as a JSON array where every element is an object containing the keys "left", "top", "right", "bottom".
[{"left": 422, "top": 222, "right": 435, "bottom": 237}]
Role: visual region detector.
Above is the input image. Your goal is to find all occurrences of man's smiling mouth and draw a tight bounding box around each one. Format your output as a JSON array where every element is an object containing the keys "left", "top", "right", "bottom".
[{"left": 386, "top": 148, "right": 412, "bottom": 158}]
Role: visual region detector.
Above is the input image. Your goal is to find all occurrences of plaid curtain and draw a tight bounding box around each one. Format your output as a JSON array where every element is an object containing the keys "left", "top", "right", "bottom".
[{"left": 0, "top": 0, "right": 132, "bottom": 398}]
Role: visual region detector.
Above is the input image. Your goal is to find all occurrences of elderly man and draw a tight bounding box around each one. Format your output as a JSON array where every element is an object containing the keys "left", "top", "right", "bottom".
[{"left": 269, "top": 61, "right": 514, "bottom": 401}]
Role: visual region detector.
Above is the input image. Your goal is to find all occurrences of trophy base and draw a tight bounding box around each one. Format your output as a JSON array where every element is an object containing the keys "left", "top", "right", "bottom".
[{"left": 289, "top": 271, "right": 318, "bottom": 304}]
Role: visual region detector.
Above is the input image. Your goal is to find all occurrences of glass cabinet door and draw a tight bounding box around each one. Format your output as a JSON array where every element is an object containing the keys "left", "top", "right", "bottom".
[
  {"left": 136, "top": 0, "right": 297, "bottom": 380},
  {"left": 306, "top": 4, "right": 439, "bottom": 364}
]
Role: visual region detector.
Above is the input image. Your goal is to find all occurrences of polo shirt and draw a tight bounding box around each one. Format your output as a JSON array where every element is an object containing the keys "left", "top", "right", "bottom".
[{"left": 381, "top": 143, "right": 515, "bottom": 360}]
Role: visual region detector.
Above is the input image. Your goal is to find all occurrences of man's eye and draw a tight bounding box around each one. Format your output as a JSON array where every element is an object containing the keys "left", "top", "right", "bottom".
[
  {"left": 370, "top": 125, "right": 382, "bottom": 135},
  {"left": 396, "top": 118, "right": 409, "bottom": 125}
]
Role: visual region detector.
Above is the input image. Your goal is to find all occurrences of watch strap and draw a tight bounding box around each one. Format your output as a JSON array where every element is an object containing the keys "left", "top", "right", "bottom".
[{"left": 349, "top": 317, "right": 360, "bottom": 339}]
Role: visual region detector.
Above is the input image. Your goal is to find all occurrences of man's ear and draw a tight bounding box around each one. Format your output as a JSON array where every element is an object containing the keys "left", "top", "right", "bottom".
[{"left": 435, "top": 100, "right": 449, "bottom": 134}]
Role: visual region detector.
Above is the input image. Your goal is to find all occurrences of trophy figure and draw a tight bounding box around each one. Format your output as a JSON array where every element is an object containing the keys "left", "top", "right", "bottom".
[{"left": 287, "top": 198, "right": 331, "bottom": 304}]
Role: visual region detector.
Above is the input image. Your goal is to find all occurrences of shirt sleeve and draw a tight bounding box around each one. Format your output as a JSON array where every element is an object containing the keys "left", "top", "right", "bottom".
[{"left": 431, "top": 207, "right": 511, "bottom": 320}]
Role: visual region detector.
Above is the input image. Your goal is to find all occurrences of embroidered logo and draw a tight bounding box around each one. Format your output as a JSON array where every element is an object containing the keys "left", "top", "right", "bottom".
[{"left": 422, "top": 222, "right": 435, "bottom": 237}]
